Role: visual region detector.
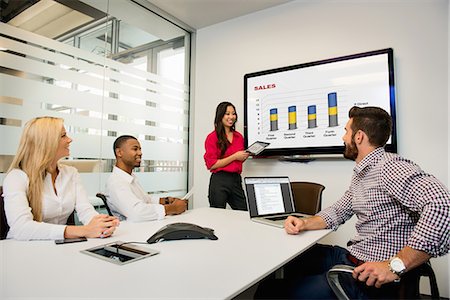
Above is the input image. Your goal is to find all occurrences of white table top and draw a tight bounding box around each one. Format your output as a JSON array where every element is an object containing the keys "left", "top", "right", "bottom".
[{"left": 0, "top": 207, "right": 331, "bottom": 300}]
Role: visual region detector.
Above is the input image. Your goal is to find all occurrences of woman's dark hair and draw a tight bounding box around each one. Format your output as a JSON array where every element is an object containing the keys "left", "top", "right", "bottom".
[
  {"left": 214, "top": 101, "right": 237, "bottom": 157},
  {"left": 348, "top": 106, "right": 392, "bottom": 147}
]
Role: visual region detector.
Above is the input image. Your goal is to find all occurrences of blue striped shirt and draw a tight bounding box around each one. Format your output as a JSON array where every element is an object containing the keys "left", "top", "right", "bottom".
[{"left": 318, "top": 147, "right": 450, "bottom": 262}]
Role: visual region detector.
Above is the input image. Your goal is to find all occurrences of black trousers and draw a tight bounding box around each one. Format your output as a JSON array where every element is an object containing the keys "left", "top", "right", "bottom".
[{"left": 208, "top": 171, "right": 247, "bottom": 211}]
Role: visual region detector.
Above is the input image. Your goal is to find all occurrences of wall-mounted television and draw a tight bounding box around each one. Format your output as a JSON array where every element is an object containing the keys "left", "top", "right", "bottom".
[{"left": 244, "top": 48, "right": 397, "bottom": 157}]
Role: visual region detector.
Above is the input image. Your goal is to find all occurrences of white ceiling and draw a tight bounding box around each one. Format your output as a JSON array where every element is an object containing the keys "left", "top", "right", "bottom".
[{"left": 145, "top": 0, "right": 293, "bottom": 29}]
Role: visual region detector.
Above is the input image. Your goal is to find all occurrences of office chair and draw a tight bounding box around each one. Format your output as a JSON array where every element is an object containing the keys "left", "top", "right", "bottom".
[
  {"left": 277, "top": 182, "right": 325, "bottom": 280},
  {"left": 66, "top": 211, "right": 76, "bottom": 225},
  {"left": 0, "top": 186, "right": 10, "bottom": 240},
  {"left": 417, "top": 261, "right": 440, "bottom": 299},
  {"left": 291, "top": 181, "right": 325, "bottom": 215},
  {"left": 327, "top": 264, "right": 354, "bottom": 300},
  {"left": 327, "top": 262, "right": 440, "bottom": 299},
  {"left": 96, "top": 193, "right": 114, "bottom": 217}
]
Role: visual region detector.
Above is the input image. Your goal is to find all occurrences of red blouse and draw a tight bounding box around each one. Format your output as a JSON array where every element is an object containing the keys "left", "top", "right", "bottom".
[{"left": 204, "top": 130, "right": 245, "bottom": 174}]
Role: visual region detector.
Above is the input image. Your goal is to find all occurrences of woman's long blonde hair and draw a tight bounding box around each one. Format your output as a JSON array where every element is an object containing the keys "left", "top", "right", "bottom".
[{"left": 8, "top": 117, "right": 64, "bottom": 221}]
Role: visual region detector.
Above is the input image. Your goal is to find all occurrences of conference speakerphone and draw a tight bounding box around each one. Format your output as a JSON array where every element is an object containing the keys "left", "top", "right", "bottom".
[{"left": 81, "top": 241, "right": 159, "bottom": 265}]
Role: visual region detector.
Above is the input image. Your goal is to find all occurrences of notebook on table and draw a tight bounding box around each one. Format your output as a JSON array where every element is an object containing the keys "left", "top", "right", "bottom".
[{"left": 244, "top": 176, "right": 310, "bottom": 228}]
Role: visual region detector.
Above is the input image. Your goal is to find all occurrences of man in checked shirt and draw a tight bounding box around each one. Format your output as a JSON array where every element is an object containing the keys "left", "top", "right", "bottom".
[{"left": 257, "top": 106, "right": 450, "bottom": 299}]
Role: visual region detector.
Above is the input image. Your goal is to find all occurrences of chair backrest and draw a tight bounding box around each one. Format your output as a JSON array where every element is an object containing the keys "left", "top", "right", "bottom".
[
  {"left": 290, "top": 181, "right": 325, "bottom": 215},
  {"left": 416, "top": 261, "right": 440, "bottom": 299},
  {"left": 66, "top": 210, "right": 76, "bottom": 225},
  {"left": 0, "top": 186, "right": 10, "bottom": 239},
  {"left": 96, "top": 193, "right": 114, "bottom": 216},
  {"left": 327, "top": 264, "right": 354, "bottom": 300}
]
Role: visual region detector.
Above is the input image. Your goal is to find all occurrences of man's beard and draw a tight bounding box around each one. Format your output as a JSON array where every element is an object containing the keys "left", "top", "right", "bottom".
[
  {"left": 343, "top": 138, "right": 358, "bottom": 161},
  {"left": 134, "top": 159, "right": 141, "bottom": 168},
  {"left": 125, "top": 157, "right": 141, "bottom": 168}
]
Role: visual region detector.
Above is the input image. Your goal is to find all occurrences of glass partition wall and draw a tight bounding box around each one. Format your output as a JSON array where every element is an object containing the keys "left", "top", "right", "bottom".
[{"left": 0, "top": 0, "right": 191, "bottom": 211}]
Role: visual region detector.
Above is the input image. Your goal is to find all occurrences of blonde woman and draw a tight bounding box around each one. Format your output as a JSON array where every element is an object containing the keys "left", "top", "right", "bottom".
[{"left": 2, "top": 117, "right": 119, "bottom": 240}]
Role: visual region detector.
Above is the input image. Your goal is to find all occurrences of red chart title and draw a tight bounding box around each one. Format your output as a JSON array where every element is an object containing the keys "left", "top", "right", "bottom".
[{"left": 254, "top": 83, "right": 276, "bottom": 91}]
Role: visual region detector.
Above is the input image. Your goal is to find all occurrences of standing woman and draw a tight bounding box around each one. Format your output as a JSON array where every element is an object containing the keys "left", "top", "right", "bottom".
[
  {"left": 204, "top": 102, "right": 249, "bottom": 210},
  {"left": 2, "top": 117, "right": 119, "bottom": 240}
]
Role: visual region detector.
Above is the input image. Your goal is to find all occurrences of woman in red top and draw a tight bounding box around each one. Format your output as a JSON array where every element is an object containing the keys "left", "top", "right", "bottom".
[{"left": 204, "top": 102, "right": 249, "bottom": 210}]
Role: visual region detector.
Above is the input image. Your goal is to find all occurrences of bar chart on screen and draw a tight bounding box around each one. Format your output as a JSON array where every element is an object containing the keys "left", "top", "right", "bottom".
[{"left": 251, "top": 87, "right": 354, "bottom": 149}]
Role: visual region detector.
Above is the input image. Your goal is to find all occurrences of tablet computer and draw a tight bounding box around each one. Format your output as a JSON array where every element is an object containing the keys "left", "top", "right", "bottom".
[{"left": 246, "top": 141, "right": 270, "bottom": 155}]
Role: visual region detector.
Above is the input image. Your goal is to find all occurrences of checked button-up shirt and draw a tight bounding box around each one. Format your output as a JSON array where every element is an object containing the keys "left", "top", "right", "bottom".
[{"left": 318, "top": 147, "right": 450, "bottom": 262}]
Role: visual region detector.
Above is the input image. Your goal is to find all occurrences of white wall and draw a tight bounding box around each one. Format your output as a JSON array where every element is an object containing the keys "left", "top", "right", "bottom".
[
  {"left": 447, "top": 0, "right": 450, "bottom": 294},
  {"left": 192, "top": 0, "right": 449, "bottom": 296}
]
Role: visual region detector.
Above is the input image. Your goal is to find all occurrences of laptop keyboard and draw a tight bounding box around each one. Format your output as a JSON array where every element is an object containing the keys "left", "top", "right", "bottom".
[
  {"left": 266, "top": 214, "right": 306, "bottom": 221},
  {"left": 266, "top": 216, "right": 288, "bottom": 221}
]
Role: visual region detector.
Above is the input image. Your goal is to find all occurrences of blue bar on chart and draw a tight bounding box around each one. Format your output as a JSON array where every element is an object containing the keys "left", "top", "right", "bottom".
[
  {"left": 307, "top": 105, "right": 317, "bottom": 128},
  {"left": 328, "top": 92, "right": 338, "bottom": 127},
  {"left": 288, "top": 106, "right": 297, "bottom": 130},
  {"left": 270, "top": 108, "right": 278, "bottom": 131}
]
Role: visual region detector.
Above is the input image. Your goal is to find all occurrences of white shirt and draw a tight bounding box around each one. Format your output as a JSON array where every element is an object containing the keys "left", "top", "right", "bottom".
[
  {"left": 105, "top": 166, "right": 165, "bottom": 222},
  {"left": 2, "top": 165, "right": 98, "bottom": 240}
]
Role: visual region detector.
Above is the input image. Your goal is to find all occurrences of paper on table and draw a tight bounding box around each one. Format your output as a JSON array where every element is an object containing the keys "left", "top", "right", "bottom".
[{"left": 182, "top": 188, "right": 194, "bottom": 200}]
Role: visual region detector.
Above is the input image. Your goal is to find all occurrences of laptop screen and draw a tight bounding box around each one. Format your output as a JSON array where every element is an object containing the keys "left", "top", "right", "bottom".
[{"left": 244, "top": 177, "right": 295, "bottom": 218}]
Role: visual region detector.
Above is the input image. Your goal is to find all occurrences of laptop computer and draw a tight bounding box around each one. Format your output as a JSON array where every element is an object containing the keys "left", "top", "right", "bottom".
[{"left": 244, "top": 176, "right": 309, "bottom": 228}]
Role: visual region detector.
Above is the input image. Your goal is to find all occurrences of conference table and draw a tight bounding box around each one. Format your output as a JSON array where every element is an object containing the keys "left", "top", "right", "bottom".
[{"left": 0, "top": 207, "right": 331, "bottom": 299}]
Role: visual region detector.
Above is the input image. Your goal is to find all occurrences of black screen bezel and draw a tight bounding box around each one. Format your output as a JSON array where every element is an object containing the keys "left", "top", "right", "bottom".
[{"left": 243, "top": 48, "right": 397, "bottom": 156}]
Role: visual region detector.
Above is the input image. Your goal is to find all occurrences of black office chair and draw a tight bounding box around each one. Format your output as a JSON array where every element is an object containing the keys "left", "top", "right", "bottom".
[
  {"left": 96, "top": 193, "right": 114, "bottom": 216},
  {"left": 66, "top": 211, "right": 76, "bottom": 225},
  {"left": 327, "top": 262, "right": 440, "bottom": 299},
  {"left": 417, "top": 262, "right": 440, "bottom": 299},
  {"left": 327, "top": 264, "right": 354, "bottom": 300},
  {"left": 0, "top": 186, "right": 10, "bottom": 240},
  {"left": 274, "top": 182, "right": 325, "bottom": 281},
  {"left": 291, "top": 181, "right": 325, "bottom": 215}
]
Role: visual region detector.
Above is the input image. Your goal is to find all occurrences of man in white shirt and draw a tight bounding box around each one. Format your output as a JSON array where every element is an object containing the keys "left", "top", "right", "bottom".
[{"left": 106, "top": 135, "right": 187, "bottom": 222}]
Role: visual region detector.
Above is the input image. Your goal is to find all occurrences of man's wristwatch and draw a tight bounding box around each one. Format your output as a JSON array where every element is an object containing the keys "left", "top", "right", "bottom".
[{"left": 389, "top": 257, "right": 406, "bottom": 281}]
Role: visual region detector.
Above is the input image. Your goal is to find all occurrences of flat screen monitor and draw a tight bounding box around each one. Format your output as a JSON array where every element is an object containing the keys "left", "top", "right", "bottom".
[{"left": 244, "top": 48, "right": 397, "bottom": 157}]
